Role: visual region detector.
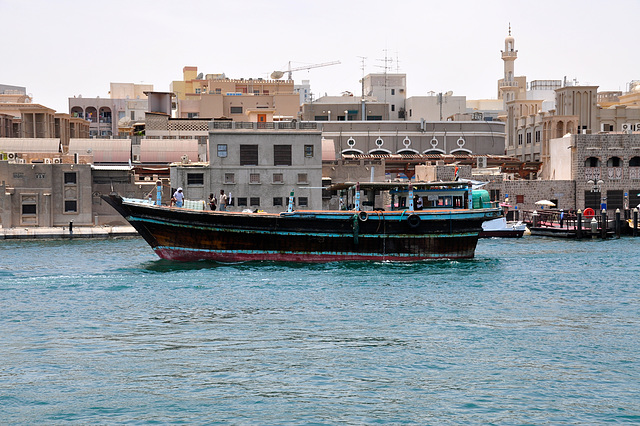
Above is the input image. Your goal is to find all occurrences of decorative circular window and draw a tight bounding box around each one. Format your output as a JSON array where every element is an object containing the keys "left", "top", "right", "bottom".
[
  {"left": 402, "top": 137, "right": 411, "bottom": 148},
  {"left": 457, "top": 137, "right": 466, "bottom": 147},
  {"left": 375, "top": 137, "right": 384, "bottom": 147},
  {"left": 430, "top": 138, "right": 439, "bottom": 148},
  {"left": 347, "top": 137, "right": 356, "bottom": 147}
]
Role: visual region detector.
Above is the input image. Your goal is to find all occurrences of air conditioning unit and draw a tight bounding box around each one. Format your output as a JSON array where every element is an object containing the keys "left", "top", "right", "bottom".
[
  {"left": 16, "top": 158, "right": 26, "bottom": 164},
  {"left": 7, "top": 152, "right": 17, "bottom": 160},
  {"left": 477, "top": 157, "right": 488, "bottom": 168},
  {"left": 44, "top": 158, "right": 52, "bottom": 164},
  {"left": 53, "top": 158, "right": 62, "bottom": 164}
]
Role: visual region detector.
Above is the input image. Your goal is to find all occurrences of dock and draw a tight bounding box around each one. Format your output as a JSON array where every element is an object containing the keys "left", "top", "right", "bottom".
[
  {"left": 0, "top": 226, "right": 139, "bottom": 240},
  {"left": 522, "top": 209, "right": 639, "bottom": 239}
]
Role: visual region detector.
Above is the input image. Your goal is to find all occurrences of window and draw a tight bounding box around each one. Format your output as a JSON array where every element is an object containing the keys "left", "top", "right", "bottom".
[
  {"left": 64, "top": 200, "right": 77, "bottom": 213},
  {"left": 187, "top": 112, "right": 199, "bottom": 119},
  {"left": 187, "top": 173, "right": 204, "bottom": 185},
  {"left": 250, "top": 197, "right": 260, "bottom": 206},
  {"left": 217, "top": 144, "right": 227, "bottom": 158},
  {"left": 535, "top": 130, "right": 541, "bottom": 143},
  {"left": 240, "top": 145, "right": 258, "bottom": 165},
  {"left": 131, "top": 111, "right": 135, "bottom": 120},
  {"left": 237, "top": 197, "right": 247, "bottom": 206},
  {"left": 250, "top": 173, "right": 260, "bottom": 184},
  {"left": 273, "top": 173, "right": 283, "bottom": 183},
  {"left": 274, "top": 145, "right": 292, "bottom": 166},
  {"left": 64, "top": 171, "right": 78, "bottom": 214},
  {"left": 224, "top": 173, "right": 235, "bottom": 184},
  {"left": 391, "top": 105, "right": 395, "bottom": 112},
  {"left": 263, "top": 90, "right": 269, "bottom": 95},
  {"left": 297, "top": 173, "right": 308, "bottom": 184},
  {"left": 273, "top": 197, "right": 283, "bottom": 206},
  {"left": 64, "top": 172, "right": 77, "bottom": 185},
  {"left": 391, "top": 89, "right": 395, "bottom": 95},
  {"left": 195, "top": 88, "right": 201, "bottom": 94},
  {"left": 518, "top": 134, "right": 523, "bottom": 145},
  {"left": 230, "top": 106, "right": 243, "bottom": 114},
  {"left": 314, "top": 115, "right": 329, "bottom": 121},
  {"left": 516, "top": 195, "right": 524, "bottom": 204},
  {"left": 20, "top": 194, "right": 37, "bottom": 225},
  {"left": 298, "top": 197, "right": 308, "bottom": 207},
  {"left": 526, "top": 133, "right": 532, "bottom": 144},
  {"left": 304, "top": 145, "right": 314, "bottom": 158},
  {"left": 253, "top": 90, "right": 260, "bottom": 95}
]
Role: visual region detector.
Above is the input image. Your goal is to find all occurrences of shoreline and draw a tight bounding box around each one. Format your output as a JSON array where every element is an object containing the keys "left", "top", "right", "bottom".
[{"left": 0, "top": 226, "right": 139, "bottom": 240}]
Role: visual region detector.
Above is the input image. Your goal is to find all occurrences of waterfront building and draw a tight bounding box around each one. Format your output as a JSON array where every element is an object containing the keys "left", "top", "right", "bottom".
[{"left": 170, "top": 121, "right": 323, "bottom": 213}]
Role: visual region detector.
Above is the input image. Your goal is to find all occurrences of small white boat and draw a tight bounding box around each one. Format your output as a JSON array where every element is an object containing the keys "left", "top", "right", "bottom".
[{"left": 480, "top": 216, "right": 526, "bottom": 238}]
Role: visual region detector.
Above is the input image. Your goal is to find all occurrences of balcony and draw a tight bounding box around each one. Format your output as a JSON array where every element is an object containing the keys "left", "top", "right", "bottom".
[
  {"left": 499, "top": 80, "right": 519, "bottom": 88},
  {"left": 607, "top": 167, "right": 623, "bottom": 180},
  {"left": 585, "top": 167, "right": 601, "bottom": 181}
]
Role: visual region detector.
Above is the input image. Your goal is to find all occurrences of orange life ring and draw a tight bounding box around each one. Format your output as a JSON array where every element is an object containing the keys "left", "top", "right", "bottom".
[{"left": 583, "top": 207, "right": 595, "bottom": 219}]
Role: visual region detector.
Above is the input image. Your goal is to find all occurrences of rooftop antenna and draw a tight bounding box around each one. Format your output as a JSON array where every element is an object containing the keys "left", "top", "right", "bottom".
[
  {"left": 357, "top": 56, "right": 367, "bottom": 99},
  {"left": 376, "top": 49, "right": 393, "bottom": 118}
]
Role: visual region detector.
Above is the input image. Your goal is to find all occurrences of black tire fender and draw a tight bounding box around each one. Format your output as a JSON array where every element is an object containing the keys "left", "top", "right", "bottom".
[{"left": 407, "top": 214, "right": 421, "bottom": 228}]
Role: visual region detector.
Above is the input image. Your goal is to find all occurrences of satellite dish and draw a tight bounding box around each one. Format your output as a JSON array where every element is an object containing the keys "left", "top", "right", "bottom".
[
  {"left": 196, "top": 73, "right": 203, "bottom": 79},
  {"left": 445, "top": 91, "right": 453, "bottom": 96},
  {"left": 271, "top": 71, "right": 284, "bottom": 80}
]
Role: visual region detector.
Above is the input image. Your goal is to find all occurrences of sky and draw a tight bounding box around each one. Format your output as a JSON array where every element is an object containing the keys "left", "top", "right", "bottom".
[{"left": 2, "top": 0, "right": 639, "bottom": 114}]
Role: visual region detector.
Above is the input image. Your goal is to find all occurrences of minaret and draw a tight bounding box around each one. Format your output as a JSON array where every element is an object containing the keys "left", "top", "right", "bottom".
[{"left": 500, "top": 24, "right": 518, "bottom": 103}]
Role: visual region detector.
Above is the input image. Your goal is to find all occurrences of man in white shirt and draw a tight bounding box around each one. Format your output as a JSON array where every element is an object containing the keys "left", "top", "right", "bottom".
[{"left": 173, "top": 187, "right": 184, "bottom": 207}]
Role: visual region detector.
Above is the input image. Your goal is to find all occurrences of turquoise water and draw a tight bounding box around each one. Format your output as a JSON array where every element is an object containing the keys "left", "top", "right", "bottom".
[{"left": 1, "top": 237, "right": 639, "bottom": 424}]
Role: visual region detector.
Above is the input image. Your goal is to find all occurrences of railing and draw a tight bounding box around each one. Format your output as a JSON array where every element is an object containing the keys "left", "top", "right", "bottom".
[
  {"left": 585, "top": 167, "right": 601, "bottom": 180},
  {"left": 630, "top": 167, "right": 640, "bottom": 180},
  {"left": 607, "top": 167, "right": 623, "bottom": 180},
  {"left": 209, "top": 121, "right": 318, "bottom": 131},
  {"left": 499, "top": 80, "right": 519, "bottom": 88}
]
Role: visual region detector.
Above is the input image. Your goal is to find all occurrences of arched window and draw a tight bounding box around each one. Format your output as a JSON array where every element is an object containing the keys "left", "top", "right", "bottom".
[
  {"left": 584, "top": 157, "right": 600, "bottom": 167},
  {"left": 629, "top": 157, "right": 640, "bottom": 167},
  {"left": 607, "top": 157, "right": 622, "bottom": 167},
  {"left": 368, "top": 149, "right": 391, "bottom": 156}
]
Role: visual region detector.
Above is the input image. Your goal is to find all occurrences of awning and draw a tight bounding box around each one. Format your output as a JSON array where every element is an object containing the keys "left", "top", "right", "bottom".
[
  {"left": 140, "top": 138, "right": 199, "bottom": 163},
  {"left": 0, "top": 138, "right": 60, "bottom": 153},
  {"left": 69, "top": 138, "right": 131, "bottom": 163}
]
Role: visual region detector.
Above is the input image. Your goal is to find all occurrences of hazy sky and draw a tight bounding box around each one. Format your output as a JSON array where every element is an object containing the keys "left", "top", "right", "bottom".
[{"left": 2, "top": 0, "right": 639, "bottom": 113}]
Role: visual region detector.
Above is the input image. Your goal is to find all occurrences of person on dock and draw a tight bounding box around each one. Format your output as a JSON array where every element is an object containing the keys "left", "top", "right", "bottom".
[
  {"left": 173, "top": 187, "right": 184, "bottom": 208},
  {"left": 560, "top": 209, "right": 565, "bottom": 228}
]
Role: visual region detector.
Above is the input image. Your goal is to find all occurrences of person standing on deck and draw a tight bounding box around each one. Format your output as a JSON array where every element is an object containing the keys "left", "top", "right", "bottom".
[
  {"left": 173, "top": 187, "right": 184, "bottom": 208},
  {"left": 219, "top": 189, "right": 228, "bottom": 211}
]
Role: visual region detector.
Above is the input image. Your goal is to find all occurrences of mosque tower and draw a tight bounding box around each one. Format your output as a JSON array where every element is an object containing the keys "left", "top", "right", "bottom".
[{"left": 498, "top": 24, "right": 525, "bottom": 107}]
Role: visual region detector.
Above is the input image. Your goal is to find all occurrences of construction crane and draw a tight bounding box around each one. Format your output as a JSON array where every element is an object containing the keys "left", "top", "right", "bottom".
[{"left": 270, "top": 60, "right": 340, "bottom": 80}]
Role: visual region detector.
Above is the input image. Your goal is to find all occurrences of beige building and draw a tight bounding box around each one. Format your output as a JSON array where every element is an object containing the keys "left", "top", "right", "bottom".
[
  {"left": 171, "top": 66, "right": 301, "bottom": 121},
  {"left": 363, "top": 73, "right": 407, "bottom": 120}
]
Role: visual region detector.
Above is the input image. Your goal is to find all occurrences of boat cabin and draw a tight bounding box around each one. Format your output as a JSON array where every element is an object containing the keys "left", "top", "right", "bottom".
[{"left": 328, "top": 181, "right": 493, "bottom": 211}]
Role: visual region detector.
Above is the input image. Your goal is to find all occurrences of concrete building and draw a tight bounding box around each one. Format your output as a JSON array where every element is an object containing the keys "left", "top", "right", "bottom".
[
  {"left": 321, "top": 120, "right": 506, "bottom": 158},
  {"left": 69, "top": 82, "right": 152, "bottom": 137},
  {"left": 405, "top": 93, "right": 468, "bottom": 121},
  {"left": 300, "top": 95, "right": 387, "bottom": 121},
  {"left": 170, "top": 66, "right": 301, "bottom": 121},
  {"left": 170, "top": 121, "right": 323, "bottom": 213},
  {"left": 363, "top": 73, "right": 407, "bottom": 120}
]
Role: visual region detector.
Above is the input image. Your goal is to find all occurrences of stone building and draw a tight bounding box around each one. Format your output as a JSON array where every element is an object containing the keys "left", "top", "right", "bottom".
[{"left": 170, "top": 121, "right": 322, "bottom": 213}]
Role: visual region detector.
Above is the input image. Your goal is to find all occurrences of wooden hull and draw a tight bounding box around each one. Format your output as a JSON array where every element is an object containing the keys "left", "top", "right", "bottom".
[{"left": 103, "top": 195, "right": 501, "bottom": 262}]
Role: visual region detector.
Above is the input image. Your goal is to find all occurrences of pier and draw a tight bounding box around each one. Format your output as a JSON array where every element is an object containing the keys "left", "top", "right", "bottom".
[{"left": 522, "top": 208, "right": 639, "bottom": 239}]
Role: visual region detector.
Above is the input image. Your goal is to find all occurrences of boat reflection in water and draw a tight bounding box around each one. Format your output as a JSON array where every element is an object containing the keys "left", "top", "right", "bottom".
[{"left": 103, "top": 181, "right": 501, "bottom": 262}]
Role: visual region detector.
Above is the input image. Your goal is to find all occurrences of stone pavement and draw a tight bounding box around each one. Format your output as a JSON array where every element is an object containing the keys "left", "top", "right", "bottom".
[{"left": 0, "top": 226, "right": 139, "bottom": 239}]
